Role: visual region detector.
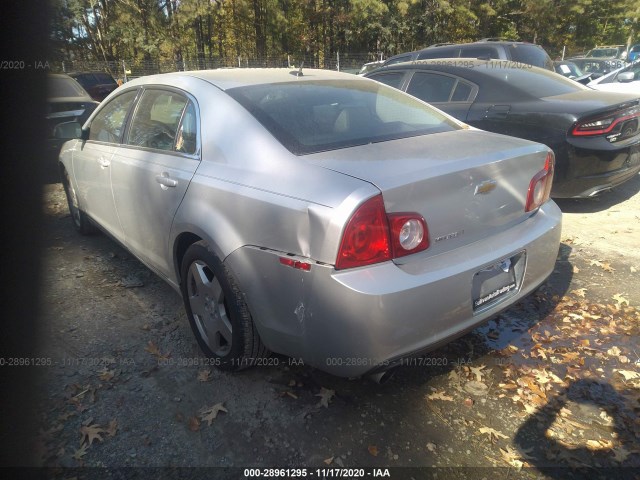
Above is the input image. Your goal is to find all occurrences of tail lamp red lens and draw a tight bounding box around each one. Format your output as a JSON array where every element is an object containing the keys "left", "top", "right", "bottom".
[
  {"left": 525, "top": 152, "right": 554, "bottom": 212},
  {"left": 571, "top": 107, "right": 640, "bottom": 136},
  {"left": 336, "top": 195, "right": 429, "bottom": 270}
]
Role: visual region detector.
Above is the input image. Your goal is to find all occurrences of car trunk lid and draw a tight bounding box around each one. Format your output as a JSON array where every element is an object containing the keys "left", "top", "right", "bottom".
[{"left": 307, "top": 129, "right": 551, "bottom": 260}]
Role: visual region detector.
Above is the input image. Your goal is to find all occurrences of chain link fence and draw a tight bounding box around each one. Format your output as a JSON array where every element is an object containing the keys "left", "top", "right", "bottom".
[{"left": 54, "top": 52, "right": 384, "bottom": 81}]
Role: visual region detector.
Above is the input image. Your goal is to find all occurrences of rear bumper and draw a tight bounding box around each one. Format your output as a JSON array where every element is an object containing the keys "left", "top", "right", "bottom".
[
  {"left": 225, "top": 201, "right": 562, "bottom": 377},
  {"left": 552, "top": 141, "right": 640, "bottom": 198}
]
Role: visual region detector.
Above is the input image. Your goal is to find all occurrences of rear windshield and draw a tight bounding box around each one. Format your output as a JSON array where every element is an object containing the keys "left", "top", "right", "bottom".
[
  {"left": 227, "top": 79, "right": 460, "bottom": 155},
  {"left": 506, "top": 44, "right": 554, "bottom": 70},
  {"left": 48, "top": 76, "right": 89, "bottom": 98},
  {"left": 479, "top": 63, "right": 588, "bottom": 97}
]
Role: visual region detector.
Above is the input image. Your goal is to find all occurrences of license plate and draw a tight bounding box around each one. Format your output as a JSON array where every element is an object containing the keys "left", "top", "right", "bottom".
[{"left": 472, "top": 252, "right": 525, "bottom": 312}]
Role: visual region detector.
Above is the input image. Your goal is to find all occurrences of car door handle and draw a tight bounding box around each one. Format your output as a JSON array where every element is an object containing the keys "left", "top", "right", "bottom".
[
  {"left": 98, "top": 156, "right": 110, "bottom": 168},
  {"left": 155, "top": 172, "right": 178, "bottom": 189}
]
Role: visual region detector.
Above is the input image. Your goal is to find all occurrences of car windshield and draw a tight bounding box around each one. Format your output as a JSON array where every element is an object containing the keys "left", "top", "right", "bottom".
[
  {"left": 48, "top": 76, "right": 89, "bottom": 98},
  {"left": 479, "top": 63, "right": 588, "bottom": 97},
  {"left": 227, "top": 79, "right": 460, "bottom": 155},
  {"left": 556, "top": 62, "right": 584, "bottom": 77},
  {"left": 587, "top": 48, "right": 618, "bottom": 58}
]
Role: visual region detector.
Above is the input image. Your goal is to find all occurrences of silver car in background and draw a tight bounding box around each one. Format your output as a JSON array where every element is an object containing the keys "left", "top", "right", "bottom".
[{"left": 57, "top": 68, "right": 562, "bottom": 378}]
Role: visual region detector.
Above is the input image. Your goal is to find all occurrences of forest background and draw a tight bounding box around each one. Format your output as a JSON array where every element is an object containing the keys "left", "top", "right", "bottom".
[{"left": 50, "top": 0, "right": 640, "bottom": 74}]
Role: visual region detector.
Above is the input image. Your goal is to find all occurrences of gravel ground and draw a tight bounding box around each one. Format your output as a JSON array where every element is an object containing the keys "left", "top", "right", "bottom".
[{"left": 10, "top": 175, "right": 640, "bottom": 478}]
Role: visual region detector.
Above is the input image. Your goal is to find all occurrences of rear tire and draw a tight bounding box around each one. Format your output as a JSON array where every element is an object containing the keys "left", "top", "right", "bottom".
[
  {"left": 180, "top": 241, "right": 268, "bottom": 371},
  {"left": 61, "top": 167, "right": 96, "bottom": 235}
]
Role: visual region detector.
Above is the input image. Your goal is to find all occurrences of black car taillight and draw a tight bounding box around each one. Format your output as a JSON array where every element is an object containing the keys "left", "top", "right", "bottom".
[{"left": 571, "top": 105, "right": 640, "bottom": 138}]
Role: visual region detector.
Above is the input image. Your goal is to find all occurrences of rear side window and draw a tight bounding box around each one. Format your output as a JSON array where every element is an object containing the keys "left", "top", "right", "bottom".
[
  {"left": 89, "top": 90, "right": 137, "bottom": 143},
  {"left": 228, "top": 79, "right": 460, "bottom": 155},
  {"left": 451, "top": 82, "right": 473, "bottom": 101},
  {"left": 458, "top": 46, "right": 499, "bottom": 59},
  {"left": 406, "top": 72, "right": 456, "bottom": 102},
  {"left": 417, "top": 47, "right": 459, "bottom": 60}
]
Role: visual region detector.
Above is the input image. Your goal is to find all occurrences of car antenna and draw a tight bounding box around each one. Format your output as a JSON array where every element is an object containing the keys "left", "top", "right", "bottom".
[{"left": 290, "top": 62, "right": 304, "bottom": 77}]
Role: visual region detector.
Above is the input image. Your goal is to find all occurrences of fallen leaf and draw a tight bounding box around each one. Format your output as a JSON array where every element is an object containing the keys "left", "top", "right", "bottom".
[
  {"left": 97, "top": 368, "right": 115, "bottom": 382},
  {"left": 607, "top": 346, "right": 622, "bottom": 356},
  {"left": 611, "top": 446, "right": 630, "bottom": 463},
  {"left": 368, "top": 445, "right": 379, "bottom": 456},
  {"left": 616, "top": 370, "right": 640, "bottom": 381},
  {"left": 470, "top": 364, "right": 486, "bottom": 382},
  {"left": 199, "top": 403, "right": 228, "bottom": 426},
  {"left": 479, "top": 426, "right": 508, "bottom": 440},
  {"left": 425, "top": 391, "right": 454, "bottom": 402},
  {"left": 464, "top": 380, "right": 489, "bottom": 396},
  {"left": 106, "top": 419, "right": 118, "bottom": 437},
  {"left": 144, "top": 341, "right": 169, "bottom": 360},
  {"left": 570, "top": 288, "right": 587, "bottom": 298},
  {"left": 315, "top": 387, "right": 335, "bottom": 408},
  {"left": 197, "top": 369, "right": 212, "bottom": 382},
  {"left": 500, "top": 446, "right": 524, "bottom": 469},
  {"left": 602, "top": 263, "right": 615, "bottom": 273},
  {"left": 323, "top": 456, "right": 334, "bottom": 465},
  {"left": 612, "top": 294, "right": 629, "bottom": 306},
  {"left": 80, "top": 424, "right": 105, "bottom": 446},
  {"left": 73, "top": 443, "right": 88, "bottom": 461},
  {"left": 426, "top": 442, "right": 437, "bottom": 452},
  {"left": 188, "top": 416, "right": 201, "bottom": 432}
]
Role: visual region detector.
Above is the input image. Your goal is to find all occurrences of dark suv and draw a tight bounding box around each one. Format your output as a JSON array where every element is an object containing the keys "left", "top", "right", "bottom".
[{"left": 383, "top": 39, "right": 554, "bottom": 70}]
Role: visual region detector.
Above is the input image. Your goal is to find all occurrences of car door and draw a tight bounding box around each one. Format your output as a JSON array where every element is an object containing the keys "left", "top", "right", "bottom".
[
  {"left": 73, "top": 89, "right": 139, "bottom": 243},
  {"left": 403, "top": 71, "right": 477, "bottom": 120},
  {"left": 110, "top": 87, "right": 200, "bottom": 278}
]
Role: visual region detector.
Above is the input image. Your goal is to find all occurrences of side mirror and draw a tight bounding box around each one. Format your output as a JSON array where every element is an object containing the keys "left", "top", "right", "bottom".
[
  {"left": 53, "top": 121, "right": 85, "bottom": 140},
  {"left": 617, "top": 71, "right": 635, "bottom": 83},
  {"left": 590, "top": 72, "right": 604, "bottom": 80}
]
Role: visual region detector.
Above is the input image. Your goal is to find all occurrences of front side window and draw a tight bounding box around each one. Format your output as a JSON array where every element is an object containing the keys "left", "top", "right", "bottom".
[
  {"left": 88, "top": 89, "right": 138, "bottom": 143},
  {"left": 127, "top": 90, "right": 189, "bottom": 151},
  {"left": 228, "top": 79, "right": 460, "bottom": 155}
]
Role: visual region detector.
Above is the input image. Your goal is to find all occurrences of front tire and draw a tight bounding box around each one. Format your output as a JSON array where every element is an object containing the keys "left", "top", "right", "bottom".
[{"left": 180, "top": 241, "right": 268, "bottom": 370}]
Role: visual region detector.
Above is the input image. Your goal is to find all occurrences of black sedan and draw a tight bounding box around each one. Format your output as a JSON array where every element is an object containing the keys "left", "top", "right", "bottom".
[
  {"left": 365, "top": 59, "right": 640, "bottom": 198},
  {"left": 47, "top": 74, "right": 98, "bottom": 177}
]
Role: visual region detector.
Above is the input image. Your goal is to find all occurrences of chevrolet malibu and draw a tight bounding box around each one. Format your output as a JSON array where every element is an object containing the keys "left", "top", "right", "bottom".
[{"left": 56, "top": 69, "right": 562, "bottom": 379}]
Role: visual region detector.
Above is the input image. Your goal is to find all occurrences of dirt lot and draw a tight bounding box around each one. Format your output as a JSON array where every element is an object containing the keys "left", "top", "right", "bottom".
[{"left": 18, "top": 175, "right": 640, "bottom": 478}]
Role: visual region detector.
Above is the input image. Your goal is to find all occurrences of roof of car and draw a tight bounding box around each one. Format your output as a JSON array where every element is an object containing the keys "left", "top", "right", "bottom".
[{"left": 122, "top": 68, "right": 363, "bottom": 91}]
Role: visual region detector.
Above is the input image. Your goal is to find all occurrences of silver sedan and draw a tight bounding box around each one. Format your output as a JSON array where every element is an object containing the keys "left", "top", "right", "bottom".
[{"left": 56, "top": 68, "right": 562, "bottom": 378}]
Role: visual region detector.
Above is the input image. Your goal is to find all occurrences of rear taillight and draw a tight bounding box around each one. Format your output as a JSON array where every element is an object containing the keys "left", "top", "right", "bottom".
[
  {"left": 571, "top": 107, "right": 640, "bottom": 137},
  {"left": 336, "top": 195, "right": 429, "bottom": 270},
  {"left": 525, "top": 151, "right": 554, "bottom": 212}
]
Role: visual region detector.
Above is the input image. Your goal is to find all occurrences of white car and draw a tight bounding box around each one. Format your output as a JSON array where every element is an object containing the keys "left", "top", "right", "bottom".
[{"left": 588, "top": 61, "right": 640, "bottom": 93}]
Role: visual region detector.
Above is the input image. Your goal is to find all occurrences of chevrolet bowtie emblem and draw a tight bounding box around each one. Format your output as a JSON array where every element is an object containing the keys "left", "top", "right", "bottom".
[{"left": 474, "top": 180, "right": 497, "bottom": 195}]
